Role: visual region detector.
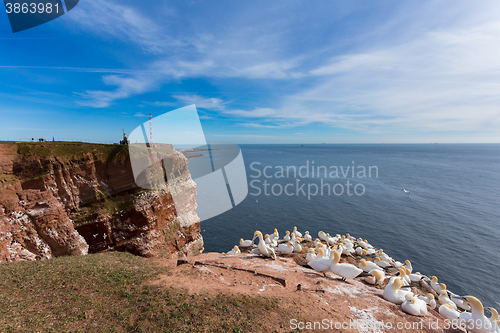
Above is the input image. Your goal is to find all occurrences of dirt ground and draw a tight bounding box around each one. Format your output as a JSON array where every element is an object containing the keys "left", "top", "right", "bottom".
[{"left": 152, "top": 251, "right": 464, "bottom": 333}]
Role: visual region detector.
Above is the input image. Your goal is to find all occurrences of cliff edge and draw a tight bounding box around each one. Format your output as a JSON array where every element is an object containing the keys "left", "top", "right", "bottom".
[{"left": 0, "top": 142, "right": 203, "bottom": 263}]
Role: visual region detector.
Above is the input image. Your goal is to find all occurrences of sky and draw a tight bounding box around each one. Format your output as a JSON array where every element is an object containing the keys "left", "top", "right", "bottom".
[{"left": 1, "top": 0, "right": 500, "bottom": 144}]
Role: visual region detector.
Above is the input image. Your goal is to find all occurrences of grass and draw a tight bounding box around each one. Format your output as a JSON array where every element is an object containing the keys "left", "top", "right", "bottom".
[
  {"left": 0, "top": 252, "right": 282, "bottom": 332},
  {"left": 10, "top": 142, "right": 129, "bottom": 163},
  {"left": 71, "top": 192, "right": 138, "bottom": 227}
]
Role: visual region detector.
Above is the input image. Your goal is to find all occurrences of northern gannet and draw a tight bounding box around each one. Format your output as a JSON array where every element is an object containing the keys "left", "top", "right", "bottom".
[
  {"left": 341, "top": 241, "right": 355, "bottom": 256},
  {"left": 403, "top": 260, "right": 413, "bottom": 273},
  {"left": 458, "top": 296, "right": 492, "bottom": 333},
  {"left": 359, "top": 259, "right": 380, "bottom": 273},
  {"left": 439, "top": 304, "right": 460, "bottom": 321},
  {"left": 449, "top": 291, "right": 471, "bottom": 311},
  {"left": 318, "top": 231, "right": 329, "bottom": 242},
  {"left": 383, "top": 278, "right": 413, "bottom": 304},
  {"left": 308, "top": 250, "right": 333, "bottom": 277},
  {"left": 227, "top": 245, "right": 241, "bottom": 254},
  {"left": 264, "top": 234, "right": 271, "bottom": 245},
  {"left": 430, "top": 276, "right": 441, "bottom": 293},
  {"left": 375, "top": 257, "right": 392, "bottom": 268},
  {"left": 293, "top": 226, "right": 302, "bottom": 238},
  {"left": 304, "top": 231, "right": 312, "bottom": 241},
  {"left": 438, "top": 284, "right": 457, "bottom": 310},
  {"left": 408, "top": 271, "right": 424, "bottom": 282},
  {"left": 418, "top": 293, "right": 437, "bottom": 310},
  {"left": 240, "top": 238, "right": 254, "bottom": 247},
  {"left": 330, "top": 250, "right": 363, "bottom": 281},
  {"left": 292, "top": 239, "right": 302, "bottom": 253},
  {"left": 486, "top": 307, "right": 499, "bottom": 333},
  {"left": 364, "top": 269, "right": 385, "bottom": 285},
  {"left": 252, "top": 231, "right": 276, "bottom": 259},
  {"left": 306, "top": 248, "right": 316, "bottom": 262},
  {"left": 271, "top": 229, "right": 279, "bottom": 241},
  {"left": 277, "top": 240, "right": 293, "bottom": 255},
  {"left": 283, "top": 231, "right": 291, "bottom": 242},
  {"left": 402, "top": 294, "right": 427, "bottom": 316}
]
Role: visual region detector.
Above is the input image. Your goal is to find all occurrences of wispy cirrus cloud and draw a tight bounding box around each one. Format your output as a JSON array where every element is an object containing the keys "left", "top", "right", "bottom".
[
  {"left": 76, "top": 75, "right": 158, "bottom": 108},
  {"left": 25, "top": 0, "right": 500, "bottom": 142}
]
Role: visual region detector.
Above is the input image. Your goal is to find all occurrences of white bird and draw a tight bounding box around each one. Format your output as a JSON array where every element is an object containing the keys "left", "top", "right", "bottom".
[
  {"left": 304, "top": 231, "right": 312, "bottom": 241},
  {"left": 402, "top": 294, "right": 428, "bottom": 316},
  {"left": 327, "top": 234, "right": 338, "bottom": 245},
  {"left": 355, "top": 247, "right": 364, "bottom": 256},
  {"left": 438, "top": 284, "right": 457, "bottom": 310},
  {"left": 264, "top": 234, "right": 271, "bottom": 245},
  {"left": 277, "top": 241, "right": 293, "bottom": 255},
  {"left": 330, "top": 250, "right": 363, "bottom": 281},
  {"left": 383, "top": 278, "right": 413, "bottom": 304},
  {"left": 271, "top": 229, "right": 279, "bottom": 241},
  {"left": 306, "top": 248, "right": 317, "bottom": 262},
  {"left": 342, "top": 242, "right": 355, "bottom": 256},
  {"left": 283, "top": 231, "right": 291, "bottom": 242},
  {"left": 487, "top": 307, "right": 499, "bottom": 333},
  {"left": 239, "top": 238, "right": 254, "bottom": 248},
  {"left": 409, "top": 271, "right": 424, "bottom": 282},
  {"left": 449, "top": 292, "right": 471, "bottom": 311},
  {"left": 375, "top": 257, "right": 392, "bottom": 268},
  {"left": 252, "top": 231, "right": 276, "bottom": 259},
  {"left": 366, "top": 248, "right": 376, "bottom": 255},
  {"left": 418, "top": 293, "right": 437, "bottom": 310},
  {"left": 359, "top": 259, "right": 381, "bottom": 273},
  {"left": 439, "top": 304, "right": 460, "bottom": 321},
  {"left": 315, "top": 247, "right": 325, "bottom": 260},
  {"left": 364, "top": 269, "right": 385, "bottom": 285},
  {"left": 403, "top": 260, "right": 413, "bottom": 273},
  {"left": 227, "top": 245, "right": 241, "bottom": 254},
  {"left": 363, "top": 239, "right": 374, "bottom": 248},
  {"left": 318, "top": 231, "right": 329, "bottom": 242},
  {"left": 403, "top": 268, "right": 412, "bottom": 285},
  {"left": 292, "top": 239, "right": 302, "bottom": 253},
  {"left": 458, "top": 296, "right": 492, "bottom": 333},
  {"left": 308, "top": 249, "right": 333, "bottom": 276},
  {"left": 430, "top": 276, "right": 441, "bottom": 293},
  {"left": 378, "top": 249, "right": 392, "bottom": 262},
  {"left": 397, "top": 267, "right": 410, "bottom": 286},
  {"left": 292, "top": 226, "right": 302, "bottom": 238},
  {"left": 357, "top": 238, "right": 368, "bottom": 249}
]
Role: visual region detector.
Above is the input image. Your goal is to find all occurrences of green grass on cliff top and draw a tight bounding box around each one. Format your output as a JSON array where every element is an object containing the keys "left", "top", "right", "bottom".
[
  {"left": 0, "top": 141, "right": 130, "bottom": 162},
  {"left": 0, "top": 252, "right": 281, "bottom": 333}
]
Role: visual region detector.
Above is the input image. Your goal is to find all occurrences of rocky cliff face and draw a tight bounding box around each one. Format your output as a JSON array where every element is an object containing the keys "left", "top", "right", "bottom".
[{"left": 0, "top": 142, "right": 203, "bottom": 263}]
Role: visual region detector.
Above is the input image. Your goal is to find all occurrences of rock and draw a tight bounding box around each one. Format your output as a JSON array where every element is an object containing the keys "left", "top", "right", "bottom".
[{"left": 0, "top": 143, "right": 203, "bottom": 263}]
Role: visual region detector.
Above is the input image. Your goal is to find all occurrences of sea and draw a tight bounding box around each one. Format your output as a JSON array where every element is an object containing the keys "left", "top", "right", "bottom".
[{"left": 189, "top": 144, "right": 500, "bottom": 308}]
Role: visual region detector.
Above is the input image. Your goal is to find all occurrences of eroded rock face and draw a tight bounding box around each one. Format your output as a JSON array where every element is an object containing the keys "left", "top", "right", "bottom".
[{"left": 0, "top": 143, "right": 203, "bottom": 263}]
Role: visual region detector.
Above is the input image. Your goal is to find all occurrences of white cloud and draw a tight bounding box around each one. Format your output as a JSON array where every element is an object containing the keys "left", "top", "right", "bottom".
[
  {"left": 64, "top": 0, "right": 500, "bottom": 140},
  {"left": 172, "top": 95, "right": 227, "bottom": 111},
  {"left": 76, "top": 75, "right": 159, "bottom": 108}
]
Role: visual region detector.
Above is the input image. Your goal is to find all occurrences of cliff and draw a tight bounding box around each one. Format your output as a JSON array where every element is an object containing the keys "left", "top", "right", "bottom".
[{"left": 0, "top": 142, "right": 203, "bottom": 263}]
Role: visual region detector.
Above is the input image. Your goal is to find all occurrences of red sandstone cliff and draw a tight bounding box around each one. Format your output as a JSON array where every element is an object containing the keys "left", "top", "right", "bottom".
[{"left": 0, "top": 142, "right": 203, "bottom": 263}]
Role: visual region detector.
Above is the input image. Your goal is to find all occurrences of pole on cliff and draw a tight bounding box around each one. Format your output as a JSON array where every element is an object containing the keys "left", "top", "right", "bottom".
[{"left": 149, "top": 112, "right": 153, "bottom": 147}]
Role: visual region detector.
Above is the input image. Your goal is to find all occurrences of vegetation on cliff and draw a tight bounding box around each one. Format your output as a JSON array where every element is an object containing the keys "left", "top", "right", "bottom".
[
  {"left": 3, "top": 141, "right": 130, "bottom": 163},
  {"left": 0, "top": 252, "right": 279, "bottom": 333}
]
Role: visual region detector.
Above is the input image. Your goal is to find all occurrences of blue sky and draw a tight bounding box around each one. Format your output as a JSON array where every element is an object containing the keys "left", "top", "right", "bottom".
[{"left": 1, "top": 0, "right": 500, "bottom": 143}]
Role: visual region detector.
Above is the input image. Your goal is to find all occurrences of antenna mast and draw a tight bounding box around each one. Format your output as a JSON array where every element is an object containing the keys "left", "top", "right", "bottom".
[{"left": 149, "top": 112, "right": 153, "bottom": 146}]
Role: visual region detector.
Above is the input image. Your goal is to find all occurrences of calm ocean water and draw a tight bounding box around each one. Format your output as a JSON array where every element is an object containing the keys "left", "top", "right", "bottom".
[{"left": 191, "top": 144, "right": 500, "bottom": 308}]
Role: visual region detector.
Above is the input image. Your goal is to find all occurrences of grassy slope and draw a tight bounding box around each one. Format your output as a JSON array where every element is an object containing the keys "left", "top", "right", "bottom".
[
  {"left": 0, "top": 252, "right": 280, "bottom": 333},
  {"left": 9, "top": 141, "right": 130, "bottom": 162}
]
